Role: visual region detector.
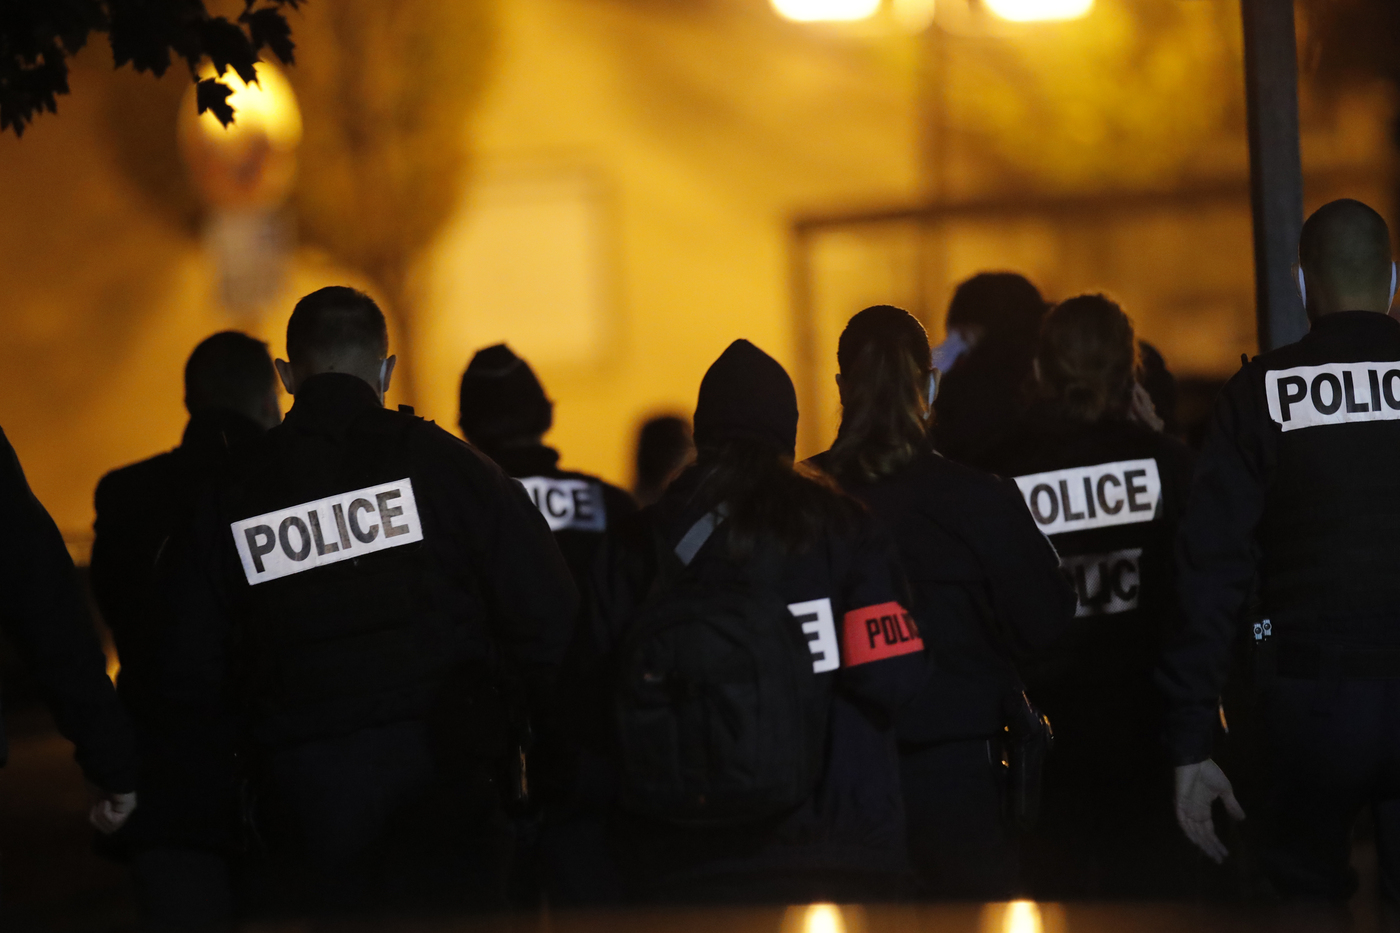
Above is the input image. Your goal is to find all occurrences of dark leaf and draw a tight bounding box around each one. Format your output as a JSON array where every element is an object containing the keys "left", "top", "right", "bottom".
[
  {"left": 199, "top": 17, "right": 258, "bottom": 85},
  {"left": 241, "top": 8, "right": 295, "bottom": 65},
  {"left": 195, "top": 76, "right": 235, "bottom": 126}
]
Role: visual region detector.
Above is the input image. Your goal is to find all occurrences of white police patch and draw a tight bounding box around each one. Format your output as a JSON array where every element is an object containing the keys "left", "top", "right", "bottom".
[
  {"left": 231, "top": 478, "right": 423, "bottom": 585},
  {"left": 1062, "top": 547, "right": 1143, "bottom": 618},
  {"left": 1265, "top": 362, "right": 1400, "bottom": 432},
  {"left": 518, "top": 476, "right": 607, "bottom": 533},
  {"left": 1013, "top": 459, "right": 1160, "bottom": 536},
  {"left": 787, "top": 598, "right": 840, "bottom": 674}
]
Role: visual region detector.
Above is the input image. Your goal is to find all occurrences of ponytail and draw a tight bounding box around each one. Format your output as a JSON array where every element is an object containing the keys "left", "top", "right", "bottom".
[
  {"left": 825, "top": 305, "right": 933, "bottom": 485},
  {"left": 1034, "top": 294, "right": 1137, "bottom": 422}
]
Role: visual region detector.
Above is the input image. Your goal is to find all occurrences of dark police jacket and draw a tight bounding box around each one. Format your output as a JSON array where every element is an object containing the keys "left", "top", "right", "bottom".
[
  {"left": 980, "top": 414, "right": 1192, "bottom": 733},
  {"left": 816, "top": 446, "right": 1075, "bottom": 747},
  {"left": 0, "top": 428, "right": 136, "bottom": 793},
  {"left": 92, "top": 409, "right": 265, "bottom": 846},
  {"left": 93, "top": 410, "right": 265, "bottom": 720},
  {"left": 157, "top": 374, "right": 578, "bottom": 815},
  {"left": 484, "top": 444, "right": 637, "bottom": 586},
  {"left": 581, "top": 464, "right": 927, "bottom": 887},
  {"left": 1162, "top": 311, "right": 1400, "bottom": 765}
]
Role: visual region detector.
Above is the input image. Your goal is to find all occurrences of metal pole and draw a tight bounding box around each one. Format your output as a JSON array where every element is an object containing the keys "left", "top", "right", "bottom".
[{"left": 1242, "top": 0, "right": 1307, "bottom": 351}]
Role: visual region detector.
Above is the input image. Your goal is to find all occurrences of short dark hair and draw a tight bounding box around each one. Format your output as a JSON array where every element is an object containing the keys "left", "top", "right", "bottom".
[
  {"left": 946, "top": 272, "right": 1046, "bottom": 345},
  {"left": 185, "top": 331, "right": 276, "bottom": 416},
  {"left": 1299, "top": 199, "right": 1392, "bottom": 293},
  {"left": 286, "top": 287, "right": 388, "bottom": 366}
]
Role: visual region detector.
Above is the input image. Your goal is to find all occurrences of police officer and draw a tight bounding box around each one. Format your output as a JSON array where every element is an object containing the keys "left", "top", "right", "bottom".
[
  {"left": 156, "top": 287, "right": 578, "bottom": 917},
  {"left": 0, "top": 429, "right": 138, "bottom": 837},
  {"left": 631, "top": 414, "right": 694, "bottom": 507},
  {"left": 978, "top": 295, "right": 1197, "bottom": 897},
  {"left": 815, "top": 306, "right": 1075, "bottom": 899},
  {"left": 92, "top": 331, "right": 280, "bottom": 926},
  {"left": 458, "top": 344, "right": 636, "bottom": 585},
  {"left": 1163, "top": 199, "right": 1400, "bottom": 900},
  {"left": 583, "top": 340, "right": 928, "bottom": 903},
  {"left": 932, "top": 272, "right": 1048, "bottom": 463}
]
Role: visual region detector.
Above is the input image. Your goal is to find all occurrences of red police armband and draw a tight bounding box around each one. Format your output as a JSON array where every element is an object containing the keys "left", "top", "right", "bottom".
[{"left": 841, "top": 602, "right": 923, "bottom": 667}]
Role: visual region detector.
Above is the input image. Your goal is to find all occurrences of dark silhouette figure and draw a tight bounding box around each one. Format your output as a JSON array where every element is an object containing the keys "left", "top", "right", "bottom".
[
  {"left": 631, "top": 414, "right": 694, "bottom": 507},
  {"left": 932, "top": 273, "right": 1048, "bottom": 464},
  {"left": 91, "top": 330, "right": 281, "bottom": 927}
]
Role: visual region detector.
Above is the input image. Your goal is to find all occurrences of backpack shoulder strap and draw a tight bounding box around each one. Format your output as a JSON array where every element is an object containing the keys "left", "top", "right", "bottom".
[{"left": 674, "top": 508, "right": 726, "bottom": 567}]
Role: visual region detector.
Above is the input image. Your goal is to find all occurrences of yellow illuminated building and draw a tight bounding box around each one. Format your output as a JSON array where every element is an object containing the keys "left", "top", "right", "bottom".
[{"left": 0, "top": 0, "right": 1392, "bottom": 543}]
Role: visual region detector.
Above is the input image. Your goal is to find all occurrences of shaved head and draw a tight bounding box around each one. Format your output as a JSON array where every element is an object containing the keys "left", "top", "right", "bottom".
[{"left": 1298, "top": 199, "right": 1394, "bottom": 318}]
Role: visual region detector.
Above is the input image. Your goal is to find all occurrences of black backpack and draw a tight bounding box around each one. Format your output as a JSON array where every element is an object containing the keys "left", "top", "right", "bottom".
[{"left": 613, "top": 511, "right": 826, "bottom": 826}]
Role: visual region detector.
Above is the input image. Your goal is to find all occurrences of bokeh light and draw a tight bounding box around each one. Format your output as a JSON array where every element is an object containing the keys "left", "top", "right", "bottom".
[
  {"left": 771, "top": 0, "right": 882, "bottom": 23},
  {"left": 985, "top": 0, "right": 1093, "bottom": 23},
  {"left": 803, "top": 903, "right": 848, "bottom": 933}
]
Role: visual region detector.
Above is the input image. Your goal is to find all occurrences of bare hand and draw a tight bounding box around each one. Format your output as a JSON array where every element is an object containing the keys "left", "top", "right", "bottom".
[
  {"left": 89, "top": 790, "right": 137, "bottom": 835},
  {"left": 1174, "top": 760, "right": 1245, "bottom": 863},
  {"left": 1129, "top": 383, "right": 1166, "bottom": 433}
]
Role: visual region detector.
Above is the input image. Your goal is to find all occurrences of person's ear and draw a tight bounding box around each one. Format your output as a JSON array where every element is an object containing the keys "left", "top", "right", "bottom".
[
  {"left": 1032, "top": 358, "right": 1043, "bottom": 384},
  {"left": 274, "top": 359, "right": 297, "bottom": 396},
  {"left": 834, "top": 373, "right": 845, "bottom": 407},
  {"left": 381, "top": 355, "right": 397, "bottom": 397},
  {"left": 261, "top": 387, "right": 283, "bottom": 430}
]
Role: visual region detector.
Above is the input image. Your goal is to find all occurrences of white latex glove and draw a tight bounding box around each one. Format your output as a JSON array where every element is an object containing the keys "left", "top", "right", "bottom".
[
  {"left": 89, "top": 789, "right": 138, "bottom": 835},
  {"left": 1174, "top": 759, "right": 1245, "bottom": 863}
]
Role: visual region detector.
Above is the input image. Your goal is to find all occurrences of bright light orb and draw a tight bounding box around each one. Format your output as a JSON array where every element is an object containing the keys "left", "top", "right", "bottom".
[
  {"left": 771, "top": 0, "right": 882, "bottom": 22},
  {"left": 803, "top": 904, "right": 847, "bottom": 933},
  {"left": 984, "top": 0, "right": 1093, "bottom": 22},
  {"left": 1003, "top": 900, "right": 1044, "bottom": 933}
]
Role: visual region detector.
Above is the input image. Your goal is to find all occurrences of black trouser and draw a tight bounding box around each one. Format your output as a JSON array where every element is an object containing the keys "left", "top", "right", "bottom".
[
  {"left": 1020, "top": 697, "right": 1199, "bottom": 900},
  {"left": 132, "top": 847, "right": 232, "bottom": 932},
  {"left": 900, "top": 737, "right": 1018, "bottom": 899},
  {"left": 245, "top": 720, "right": 512, "bottom": 919},
  {"left": 1256, "top": 677, "right": 1400, "bottom": 901}
]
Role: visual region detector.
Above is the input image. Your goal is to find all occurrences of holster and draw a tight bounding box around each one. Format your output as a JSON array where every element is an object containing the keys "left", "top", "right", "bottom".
[{"left": 1004, "top": 690, "right": 1054, "bottom": 832}]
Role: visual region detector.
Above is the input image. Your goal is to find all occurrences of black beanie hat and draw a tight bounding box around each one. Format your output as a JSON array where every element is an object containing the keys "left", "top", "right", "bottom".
[
  {"left": 693, "top": 339, "right": 799, "bottom": 458},
  {"left": 458, "top": 344, "right": 553, "bottom": 444}
]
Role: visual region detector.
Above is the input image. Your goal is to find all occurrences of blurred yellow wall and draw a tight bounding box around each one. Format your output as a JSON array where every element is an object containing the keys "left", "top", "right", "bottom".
[
  {"left": 0, "top": 0, "right": 1393, "bottom": 545},
  {"left": 412, "top": 0, "right": 924, "bottom": 483}
]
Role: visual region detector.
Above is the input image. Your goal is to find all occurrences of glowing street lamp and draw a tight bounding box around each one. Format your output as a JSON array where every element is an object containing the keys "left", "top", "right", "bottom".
[
  {"left": 178, "top": 62, "right": 304, "bottom": 312},
  {"left": 984, "top": 0, "right": 1093, "bottom": 23},
  {"left": 770, "top": 0, "right": 882, "bottom": 23}
]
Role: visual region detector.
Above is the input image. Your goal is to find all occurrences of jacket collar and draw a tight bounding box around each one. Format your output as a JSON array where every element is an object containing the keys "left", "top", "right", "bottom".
[
  {"left": 480, "top": 442, "right": 561, "bottom": 478},
  {"left": 181, "top": 408, "right": 265, "bottom": 454},
  {"left": 283, "top": 373, "right": 383, "bottom": 437},
  {"left": 1309, "top": 309, "right": 1400, "bottom": 336}
]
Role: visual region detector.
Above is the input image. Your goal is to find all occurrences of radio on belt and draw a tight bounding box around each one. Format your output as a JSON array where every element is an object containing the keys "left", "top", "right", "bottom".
[{"left": 231, "top": 478, "right": 424, "bottom": 585}]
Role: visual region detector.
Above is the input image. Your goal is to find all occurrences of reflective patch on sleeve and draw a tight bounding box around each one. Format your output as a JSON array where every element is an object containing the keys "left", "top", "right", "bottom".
[
  {"left": 1061, "top": 547, "right": 1143, "bottom": 618},
  {"left": 841, "top": 601, "right": 923, "bottom": 667},
  {"left": 517, "top": 476, "right": 607, "bottom": 532},
  {"left": 1266, "top": 362, "right": 1400, "bottom": 432},
  {"left": 231, "top": 478, "right": 423, "bottom": 585},
  {"left": 1014, "top": 459, "right": 1160, "bottom": 535},
  {"left": 788, "top": 598, "right": 840, "bottom": 674}
]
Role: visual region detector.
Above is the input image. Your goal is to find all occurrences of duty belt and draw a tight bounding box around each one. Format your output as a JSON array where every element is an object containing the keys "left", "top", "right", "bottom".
[{"left": 1275, "top": 641, "right": 1400, "bottom": 680}]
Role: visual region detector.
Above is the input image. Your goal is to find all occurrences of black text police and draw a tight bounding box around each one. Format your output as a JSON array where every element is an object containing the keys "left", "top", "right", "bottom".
[
  {"left": 1162, "top": 199, "right": 1400, "bottom": 899},
  {"left": 458, "top": 343, "right": 636, "bottom": 587},
  {"left": 815, "top": 306, "right": 1074, "bottom": 898},
  {"left": 979, "top": 296, "right": 1197, "bottom": 898},
  {"left": 153, "top": 287, "right": 578, "bottom": 916},
  {"left": 579, "top": 339, "right": 927, "bottom": 903}
]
